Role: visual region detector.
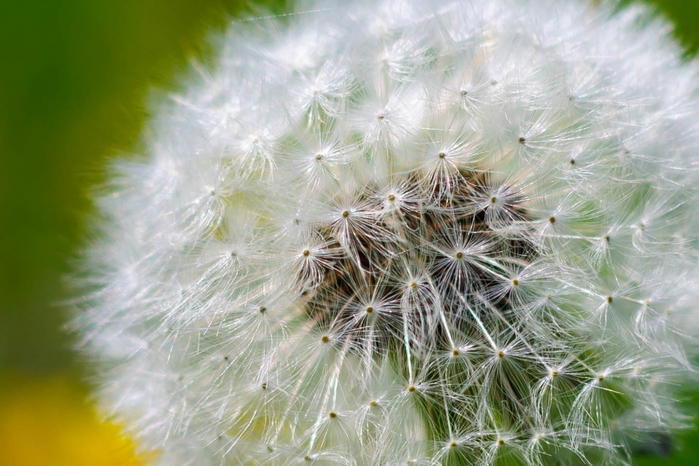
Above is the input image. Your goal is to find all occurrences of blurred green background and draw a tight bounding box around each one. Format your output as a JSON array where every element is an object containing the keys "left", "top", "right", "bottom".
[{"left": 0, "top": 0, "right": 696, "bottom": 464}]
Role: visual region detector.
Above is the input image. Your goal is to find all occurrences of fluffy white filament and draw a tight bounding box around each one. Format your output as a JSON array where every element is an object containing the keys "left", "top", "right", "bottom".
[{"left": 75, "top": 0, "right": 699, "bottom": 465}]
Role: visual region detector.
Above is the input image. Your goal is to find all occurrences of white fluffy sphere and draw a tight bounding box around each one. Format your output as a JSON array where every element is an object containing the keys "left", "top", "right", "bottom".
[{"left": 76, "top": 1, "right": 699, "bottom": 465}]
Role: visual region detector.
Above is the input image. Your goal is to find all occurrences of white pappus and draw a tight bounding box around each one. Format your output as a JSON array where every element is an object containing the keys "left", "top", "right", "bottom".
[{"left": 74, "top": 0, "right": 699, "bottom": 465}]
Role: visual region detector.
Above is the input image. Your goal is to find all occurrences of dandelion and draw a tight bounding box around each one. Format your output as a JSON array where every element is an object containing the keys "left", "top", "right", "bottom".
[{"left": 74, "top": 0, "right": 699, "bottom": 464}]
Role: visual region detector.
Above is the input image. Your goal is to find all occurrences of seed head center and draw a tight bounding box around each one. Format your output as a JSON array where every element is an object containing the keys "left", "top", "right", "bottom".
[{"left": 299, "top": 169, "right": 533, "bottom": 356}]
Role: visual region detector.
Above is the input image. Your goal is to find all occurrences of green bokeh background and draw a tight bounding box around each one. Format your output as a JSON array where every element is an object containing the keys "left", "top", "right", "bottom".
[{"left": 0, "top": 0, "right": 696, "bottom": 464}]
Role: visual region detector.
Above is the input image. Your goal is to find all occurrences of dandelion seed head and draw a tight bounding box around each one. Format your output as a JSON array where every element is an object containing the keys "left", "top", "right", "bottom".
[{"left": 75, "top": 0, "right": 699, "bottom": 464}]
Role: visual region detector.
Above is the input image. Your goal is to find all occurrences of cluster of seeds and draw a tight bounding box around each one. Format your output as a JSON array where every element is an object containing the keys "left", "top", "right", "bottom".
[
  {"left": 75, "top": 1, "right": 699, "bottom": 465},
  {"left": 302, "top": 169, "right": 533, "bottom": 358}
]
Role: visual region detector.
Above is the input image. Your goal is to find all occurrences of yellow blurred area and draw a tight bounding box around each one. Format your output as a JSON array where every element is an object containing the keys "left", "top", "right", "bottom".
[{"left": 0, "top": 375, "right": 150, "bottom": 466}]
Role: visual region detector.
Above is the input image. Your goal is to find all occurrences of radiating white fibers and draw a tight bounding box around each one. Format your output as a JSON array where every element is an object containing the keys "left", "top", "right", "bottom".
[{"left": 74, "top": 0, "right": 699, "bottom": 464}]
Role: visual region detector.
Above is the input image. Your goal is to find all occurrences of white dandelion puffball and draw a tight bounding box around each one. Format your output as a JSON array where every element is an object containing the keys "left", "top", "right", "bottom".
[{"left": 76, "top": 0, "right": 699, "bottom": 464}]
